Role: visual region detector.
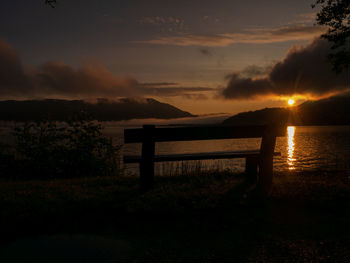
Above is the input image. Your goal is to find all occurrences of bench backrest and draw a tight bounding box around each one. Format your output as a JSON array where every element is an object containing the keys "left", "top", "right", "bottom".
[
  {"left": 124, "top": 124, "right": 285, "bottom": 192},
  {"left": 124, "top": 124, "right": 285, "bottom": 144}
]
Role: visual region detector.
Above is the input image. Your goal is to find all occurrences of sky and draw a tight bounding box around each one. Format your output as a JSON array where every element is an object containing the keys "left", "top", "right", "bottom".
[{"left": 1, "top": 0, "right": 349, "bottom": 115}]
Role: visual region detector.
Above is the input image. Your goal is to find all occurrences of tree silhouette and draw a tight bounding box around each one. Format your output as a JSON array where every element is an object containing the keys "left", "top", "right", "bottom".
[
  {"left": 313, "top": 0, "right": 350, "bottom": 72},
  {"left": 45, "top": 0, "right": 56, "bottom": 8}
]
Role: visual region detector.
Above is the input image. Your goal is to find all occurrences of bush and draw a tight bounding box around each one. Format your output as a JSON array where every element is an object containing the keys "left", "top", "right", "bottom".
[{"left": 11, "top": 116, "right": 121, "bottom": 179}]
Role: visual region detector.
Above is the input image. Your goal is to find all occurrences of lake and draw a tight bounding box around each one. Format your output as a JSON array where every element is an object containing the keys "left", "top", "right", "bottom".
[
  {"left": 105, "top": 124, "right": 350, "bottom": 175},
  {"left": 2, "top": 121, "right": 350, "bottom": 175}
]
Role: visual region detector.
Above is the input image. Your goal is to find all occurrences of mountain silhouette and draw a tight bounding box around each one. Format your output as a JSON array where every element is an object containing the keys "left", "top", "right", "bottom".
[
  {"left": 223, "top": 93, "right": 350, "bottom": 126},
  {"left": 0, "top": 98, "right": 194, "bottom": 121},
  {"left": 222, "top": 107, "right": 289, "bottom": 126}
]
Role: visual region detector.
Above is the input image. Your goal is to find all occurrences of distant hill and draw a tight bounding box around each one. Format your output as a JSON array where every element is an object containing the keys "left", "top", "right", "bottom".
[
  {"left": 297, "top": 94, "right": 350, "bottom": 125},
  {"left": 0, "top": 98, "right": 194, "bottom": 121},
  {"left": 223, "top": 93, "right": 350, "bottom": 126},
  {"left": 222, "top": 107, "right": 290, "bottom": 126}
]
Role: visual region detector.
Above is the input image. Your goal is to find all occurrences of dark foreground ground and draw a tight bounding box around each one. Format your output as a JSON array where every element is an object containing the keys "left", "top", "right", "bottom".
[{"left": 0, "top": 170, "right": 350, "bottom": 262}]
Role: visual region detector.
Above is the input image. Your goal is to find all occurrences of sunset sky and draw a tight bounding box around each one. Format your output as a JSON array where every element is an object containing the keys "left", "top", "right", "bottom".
[{"left": 1, "top": 0, "right": 350, "bottom": 115}]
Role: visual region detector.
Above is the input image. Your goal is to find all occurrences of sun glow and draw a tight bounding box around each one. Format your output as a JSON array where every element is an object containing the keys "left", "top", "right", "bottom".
[{"left": 288, "top": 99, "right": 295, "bottom": 106}]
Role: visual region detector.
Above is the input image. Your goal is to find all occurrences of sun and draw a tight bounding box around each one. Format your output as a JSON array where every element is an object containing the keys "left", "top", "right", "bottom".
[{"left": 288, "top": 99, "right": 295, "bottom": 106}]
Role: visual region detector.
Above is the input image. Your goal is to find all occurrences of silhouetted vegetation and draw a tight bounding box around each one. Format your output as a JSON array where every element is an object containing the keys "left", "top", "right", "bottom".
[
  {"left": 45, "top": 0, "right": 56, "bottom": 8},
  {"left": 0, "top": 116, "right": 121, "bottom": 179},
  {"left": 313, "top": 0, "right": 350, "bottom": 72}
]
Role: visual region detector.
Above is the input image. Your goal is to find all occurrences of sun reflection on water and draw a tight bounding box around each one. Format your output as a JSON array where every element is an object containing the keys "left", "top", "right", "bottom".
[{"left": 287, "top": 126, "right": 296, "bottom": 170}]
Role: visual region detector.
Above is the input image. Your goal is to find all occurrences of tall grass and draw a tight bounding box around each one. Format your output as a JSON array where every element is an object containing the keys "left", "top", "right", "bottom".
[{"left": 157, "top": 159, "right": 244, "bottom": 177}]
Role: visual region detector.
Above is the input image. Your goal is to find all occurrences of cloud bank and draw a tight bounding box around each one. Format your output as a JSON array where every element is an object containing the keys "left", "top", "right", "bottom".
[
  {"left": 143, "top": 25, "right": 325, "bottom": 47},
  {"left": 221, "top": 38, "right": 350, "bottom": 100},
  {"left": 0, "top": 38, "right": 212, "bottom": 100},
  {"left": 0, "top": 38, "right": 139, "bottom": 98},
  {"left": 0, "top": 39, "right": 32, "bottom": 96}
]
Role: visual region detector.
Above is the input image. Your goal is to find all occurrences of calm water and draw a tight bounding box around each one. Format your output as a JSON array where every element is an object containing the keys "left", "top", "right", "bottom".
[
  {"left": 2, "top": 123, "right": 350, "bottom": 174},
  {"left": 117, "top": 125, "right": 350, "bottom": 175}
]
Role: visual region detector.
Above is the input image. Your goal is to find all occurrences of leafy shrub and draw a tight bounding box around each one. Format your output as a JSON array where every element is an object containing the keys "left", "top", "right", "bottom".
[{"left": 12, "top": 116, "right": 121, "bottom": 179}]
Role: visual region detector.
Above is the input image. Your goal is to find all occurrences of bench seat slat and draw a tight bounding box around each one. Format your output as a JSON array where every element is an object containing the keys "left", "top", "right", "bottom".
[
  {"left": 124, "top": 125, "right": 286, "bottom": 143},
  {"left": 124, "top": 150, "right": 281, "bottom": 163}
]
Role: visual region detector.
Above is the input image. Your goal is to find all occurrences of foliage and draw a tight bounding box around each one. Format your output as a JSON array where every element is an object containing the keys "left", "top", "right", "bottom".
[
  {"left": 313, "top": 0, "right": 350, "bottom": 72},
  {"left": 45, "top": 0, "right": 56, "bottom": 8},
  {"left": 12, "top": 116, "right": 121, "bottom": 179}
]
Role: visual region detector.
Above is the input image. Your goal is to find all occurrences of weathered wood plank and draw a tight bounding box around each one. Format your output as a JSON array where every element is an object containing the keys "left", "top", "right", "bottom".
[
  {"left": 124, "top": 150, "right": 281, "bottom": 163},
  {"left": 124, "top": 125, "right": 285, "bottom": 143},
  {"left": 257, "top": 127, "right": 277, "bottom": 195}
]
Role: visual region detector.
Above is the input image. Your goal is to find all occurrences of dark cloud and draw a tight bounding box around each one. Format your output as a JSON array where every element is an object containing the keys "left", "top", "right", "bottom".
[
  {"left": 35, "top": 61, "right": 138, "bottom": 97},
  {"left": 0, "top": 38, "right": 212, "bottom": 100},
  {"left": 138, "top": 82, "right": 179, "bottom": 86},
  {"left": 222, "top": 74, "right": 272, "bottom": 99},
  {"left": 239, "top": 65, "right": 272, "bottom": 78},
  {"left": 0, "top": 38, "right": 139, "bottom": 99},
  {"left": 182, "top": 94, "right": 209, "bottom": 100},
  {"left": 199, "top": 48, "right": 214, "bottom": 56},
  {"left": 0, "top": 39, "right": 32, "bottom": 96},
  {"left": 137, "top": 85, "right": 214, "bottom": 97},
  {"left": 144, "top": 25, "right": 325, "bottom": 47},
  {"left": 221, "top": 38, "right": 350, "bottom": 100}
]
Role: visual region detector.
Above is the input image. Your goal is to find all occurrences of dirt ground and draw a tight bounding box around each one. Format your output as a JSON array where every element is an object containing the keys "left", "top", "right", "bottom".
[{"left": 0, "top": 170, "right": 349, "bottom": 262}]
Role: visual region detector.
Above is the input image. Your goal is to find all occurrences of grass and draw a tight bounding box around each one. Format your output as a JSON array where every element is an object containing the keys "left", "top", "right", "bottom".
[{"left": 1, "top": 170, "right": 350, "bottom": 262}]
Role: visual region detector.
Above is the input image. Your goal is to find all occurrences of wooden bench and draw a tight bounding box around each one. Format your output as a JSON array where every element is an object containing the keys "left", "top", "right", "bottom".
[{"left": 124, "top": 125, "right": 285, "bottom": 194}]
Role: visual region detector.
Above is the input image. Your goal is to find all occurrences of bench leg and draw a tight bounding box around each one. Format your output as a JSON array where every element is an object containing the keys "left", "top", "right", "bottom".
[
  {"left": 140, "top": 125, "right": 155, "bottom": 192},
  {"left": 257, "top": 156, "right": 273, "bottom": 195},
  {"left": 245, "top": 157, "right": 258, "bottom": 184},
  {"left": 257, "top": 131, "right": 276, "bottom": 196}
]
